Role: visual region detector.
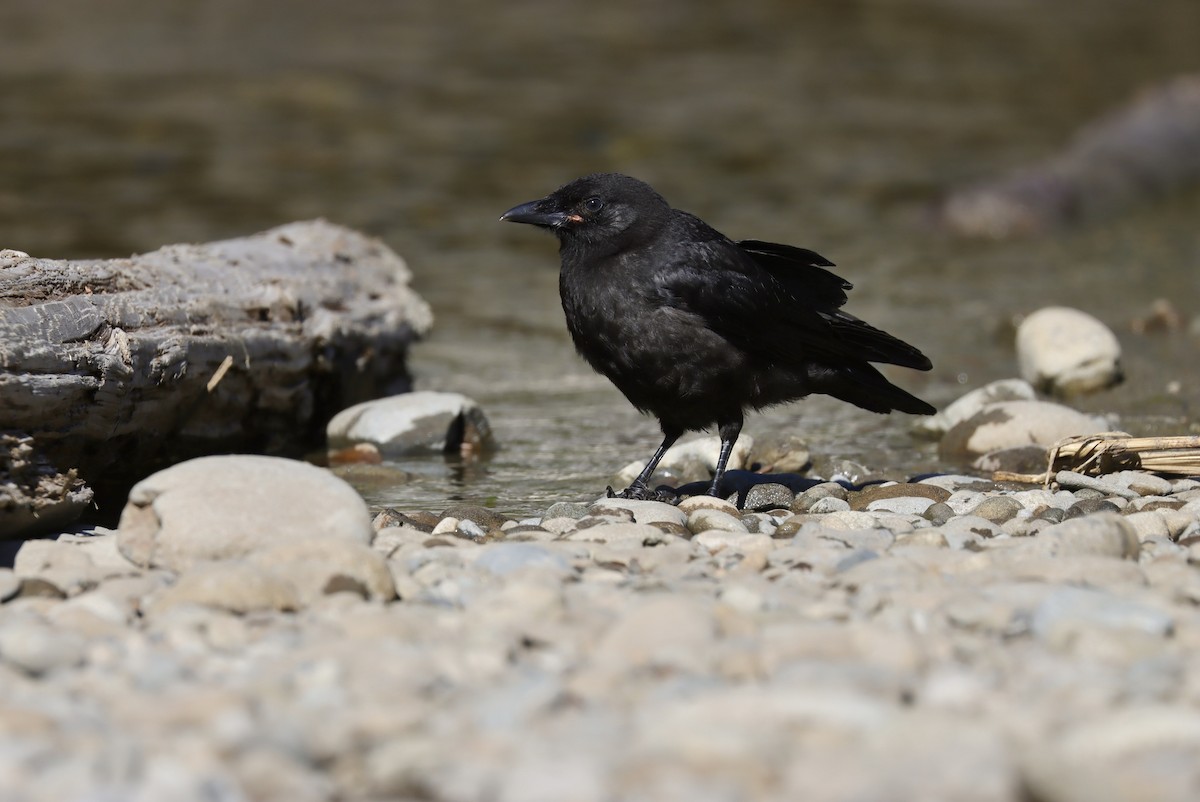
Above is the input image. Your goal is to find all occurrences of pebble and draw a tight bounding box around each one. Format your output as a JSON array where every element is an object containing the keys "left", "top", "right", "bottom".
[
  {"left": 3, "top": 448, "right": 1200, "bottom": 802},
  {"left": 1016, "top": 306, "right": 1123, "bottom": 395}
]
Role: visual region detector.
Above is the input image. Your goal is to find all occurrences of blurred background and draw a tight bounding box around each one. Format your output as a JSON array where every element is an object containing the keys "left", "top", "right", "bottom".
[{"left": 3, "top": 0, "right": 1198, "bottom": 514}]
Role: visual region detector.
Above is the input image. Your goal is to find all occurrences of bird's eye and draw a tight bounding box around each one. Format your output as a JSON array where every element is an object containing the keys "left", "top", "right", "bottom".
[{"left": 583, "top": 197, "right": 604, "bottom": 213}]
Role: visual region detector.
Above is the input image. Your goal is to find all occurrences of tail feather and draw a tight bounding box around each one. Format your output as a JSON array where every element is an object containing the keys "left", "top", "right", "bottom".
[{"left": 808, "top": 362, "right": 935, "bottom": 415}]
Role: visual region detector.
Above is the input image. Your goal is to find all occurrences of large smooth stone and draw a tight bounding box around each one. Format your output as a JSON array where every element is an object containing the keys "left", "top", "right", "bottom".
[
  {"left": 1017, "top": 306, "right": 1122, "bottom": 395},
  {"left": 117, "top": 455, "right": 373, "bottom": 571}
]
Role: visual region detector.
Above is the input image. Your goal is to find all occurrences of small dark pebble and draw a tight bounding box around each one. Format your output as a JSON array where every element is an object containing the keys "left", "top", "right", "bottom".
[
  {"left": 966, "top": 496, "right": 1023, "bottom": 524},
  {"left": 742, "top": 483, "right": 796, "bottom": 512},
  {"left": 1035, "top": 507, "right": 1067, "bottom": 524},
  {"left": 922, "top": 502, "right": 956, "bottom": 526},
  {"left": 1065, "top": 498, "right": 1122, "bottom": 519},
  {"left": 792, "top": 482, "right": 851, "bottom": 513}
]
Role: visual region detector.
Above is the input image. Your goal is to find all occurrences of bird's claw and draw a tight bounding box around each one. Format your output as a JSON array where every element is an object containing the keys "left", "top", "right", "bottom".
[{"left": 606, "top": 484, "right": 680, "bottom": 505}]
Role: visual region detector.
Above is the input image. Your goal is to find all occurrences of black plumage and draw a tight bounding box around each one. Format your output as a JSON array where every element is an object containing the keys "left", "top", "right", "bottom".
[{"left": 501, "top": 173, "right": 934, "bottom": 500}]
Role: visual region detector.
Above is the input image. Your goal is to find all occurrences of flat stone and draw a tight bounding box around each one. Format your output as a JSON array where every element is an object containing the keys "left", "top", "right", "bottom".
[
  {"left": 117, "top": 455, "right": 373, "bottom": 572},
  {"left": 1056, "top": 470, "right": 1140, "bottom": 500}
]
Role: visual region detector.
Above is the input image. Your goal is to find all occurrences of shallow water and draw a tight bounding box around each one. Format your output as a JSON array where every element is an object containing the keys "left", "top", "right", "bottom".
[{"left": 3, "top": 0, "right": 1198, "bottom": 516}]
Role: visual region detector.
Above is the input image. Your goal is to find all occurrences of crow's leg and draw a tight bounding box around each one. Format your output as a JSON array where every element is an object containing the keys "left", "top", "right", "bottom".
[
  {"left": 705, "top": 414, "right": 744, "bottom": 497},
  {"left": 610, "top": 425, "right": 682, "bottom": 501}
]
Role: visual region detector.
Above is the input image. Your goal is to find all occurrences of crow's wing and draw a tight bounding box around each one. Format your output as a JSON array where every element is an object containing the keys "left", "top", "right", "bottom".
[{"left": 653, "top": 219, "right": 930, "bottom": 371}]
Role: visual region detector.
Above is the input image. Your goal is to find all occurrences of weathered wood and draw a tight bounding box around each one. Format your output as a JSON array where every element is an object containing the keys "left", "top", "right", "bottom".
[{"left": 1, "top": 220, "right": 432, "bottom": 533}]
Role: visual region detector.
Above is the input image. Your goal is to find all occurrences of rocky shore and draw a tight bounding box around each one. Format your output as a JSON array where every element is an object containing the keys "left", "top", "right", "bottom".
[{"left": 3, "top": 450, "right": 1200, "bottom": 802}]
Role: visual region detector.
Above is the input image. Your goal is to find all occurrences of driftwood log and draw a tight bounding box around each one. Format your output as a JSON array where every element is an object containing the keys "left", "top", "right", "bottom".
[{"left": 1, "top": 220, "right": 432, "bottom": 535}]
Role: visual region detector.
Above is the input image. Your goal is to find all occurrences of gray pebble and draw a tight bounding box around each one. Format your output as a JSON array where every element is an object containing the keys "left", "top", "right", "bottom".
[
  {"left": 967, "top": 496, "right": 1024, "bottom": 524},
  {"left": 808, "top": 496, "right": 851, "bottom": 514}
]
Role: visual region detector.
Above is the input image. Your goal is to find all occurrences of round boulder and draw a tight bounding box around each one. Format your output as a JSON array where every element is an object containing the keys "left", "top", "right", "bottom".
[
  {"left": 1016, "top": 307, "right": 1122, "bottom": 396},
  {"left": 116, "top": 455, "right": 374, "bottom": 571}
]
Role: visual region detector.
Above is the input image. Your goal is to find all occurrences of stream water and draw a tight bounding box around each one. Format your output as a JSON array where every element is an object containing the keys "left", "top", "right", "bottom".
[{"left": 3, "top": 0, "right": 1198, "bottom": 516}]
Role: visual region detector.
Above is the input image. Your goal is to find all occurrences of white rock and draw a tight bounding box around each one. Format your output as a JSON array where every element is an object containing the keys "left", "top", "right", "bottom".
[
  {"left": 326, "top": 391, "right": 493, "bottom": 455},
  {"left": 613, "top": 434, "right": 753, "bottom": 486},
  {"left": 940, "top": 400, "right": 1110, "bottom": 457},
  {"left": 151, "top": 561, "right": 301, "bottom": 614},
  {"left": 1038, "top": 513, "right": 1141, "bottom": 560},
  {"left": 0, "top": 614, "right": 86, "bottom": 674},
  {"left": 915, "top": 378, "right": 1036, "bottom": 436},
  {"left": 1017, "top": 306, "right": 1122, "bottom": 395},
  {"left": 116, "top": 455, "right": 373, "bottom": 571},
  {"left": 246, "top": 537, "right": 396, "bottom": 604}
]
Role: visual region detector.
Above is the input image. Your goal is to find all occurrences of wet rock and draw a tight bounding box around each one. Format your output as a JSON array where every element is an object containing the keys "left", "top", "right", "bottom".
[
  {"left": 914, "top": 378, "right": 1037, "bottom": 438},
  {"left": 116, "top": 455, "right": 373, "bottom": 571},
  {"left": 326, "top": 391, "right": 494, "bottom": 456},
  {"left": 1017, "top": 307, "right": 1123, "bottom": 396},
  {"left": 940, "top": 400, "right": 1110, "bottom": 459}
]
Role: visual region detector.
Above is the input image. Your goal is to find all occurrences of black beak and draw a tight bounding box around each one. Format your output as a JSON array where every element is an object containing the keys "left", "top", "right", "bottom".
[{"left": 499, "top": 199, "right": 568, "bottom": 228}]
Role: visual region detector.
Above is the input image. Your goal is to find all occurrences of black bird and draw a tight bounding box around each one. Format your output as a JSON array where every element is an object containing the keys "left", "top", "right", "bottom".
[{"left": 501, "top": 173, "right": 934, "bottom": 501}]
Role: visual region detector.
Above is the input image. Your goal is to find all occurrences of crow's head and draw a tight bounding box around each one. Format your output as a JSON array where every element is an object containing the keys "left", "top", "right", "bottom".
[{"left": 501, "top": 173, "right": 671, "bottom": 255}]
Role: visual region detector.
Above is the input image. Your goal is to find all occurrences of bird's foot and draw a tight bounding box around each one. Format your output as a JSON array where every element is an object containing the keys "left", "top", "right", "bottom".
[{"left": 606, "top": 484, "right": 680, "bottom": 504}]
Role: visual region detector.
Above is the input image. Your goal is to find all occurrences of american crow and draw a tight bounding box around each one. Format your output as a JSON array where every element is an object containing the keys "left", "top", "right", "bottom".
[{"left": 501, "top": 173, "right": 934, "bottom": 501}]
